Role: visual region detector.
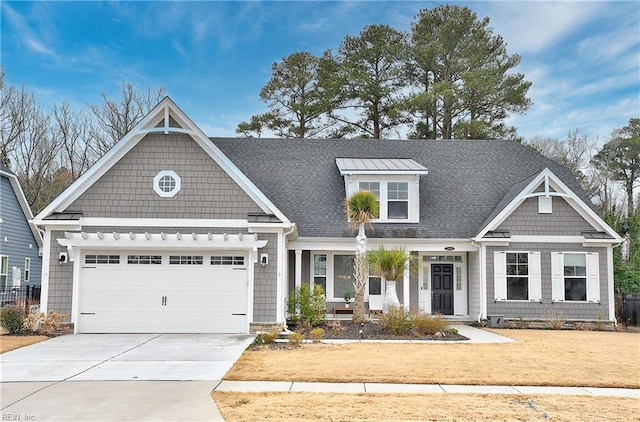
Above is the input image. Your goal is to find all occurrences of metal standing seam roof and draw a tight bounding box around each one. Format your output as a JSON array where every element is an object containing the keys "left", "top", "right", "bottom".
[{"left": 336, "top": 158, "right": 428, "bottom": 174}]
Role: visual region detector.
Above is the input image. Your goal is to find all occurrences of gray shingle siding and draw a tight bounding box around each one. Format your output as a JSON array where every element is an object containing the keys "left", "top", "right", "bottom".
[
  {"left": 68, "top": 133, "right": 263, "bottom": 218},
  {"left": 253, "top": 233, "right": 278, "bottom": 322},
  {"left": 46, "top": 230, "right": 73, "bottom": 320},
  {"left": 486, "top": 243, "right": 610, "bottom": 320},
  {"left": 497, "top": 196, "right": 593, "bottom": 236},
  {"left": 0, "top": 174, "right": 42, "bottom": 287},
  {"left": 468, "top": 251, "right": 481, "bottom": 318}
]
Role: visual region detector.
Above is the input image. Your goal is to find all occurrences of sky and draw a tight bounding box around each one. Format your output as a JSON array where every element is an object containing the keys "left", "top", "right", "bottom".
[{"left": 1, "top": 1, "right": 639, "bottom": 143}]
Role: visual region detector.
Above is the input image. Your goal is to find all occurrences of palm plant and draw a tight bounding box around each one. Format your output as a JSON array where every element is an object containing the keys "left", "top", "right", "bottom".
[
  {"left": 345, "top": 190, "right": 379, "bottom": 323},
  {"left": 367, "top": 246, "right": 414, "bottom": 313}
]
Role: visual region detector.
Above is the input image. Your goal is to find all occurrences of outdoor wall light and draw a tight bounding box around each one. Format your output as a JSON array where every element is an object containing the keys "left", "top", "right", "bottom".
[
  {"left": 444, "top": 246, "right": 455, "bottom": 251},
  {"left": 59, "top": 252, "right": 68, "bottom": 265},
  {"left": 260, "top": 254, "right": 269, "bottom": 267}
]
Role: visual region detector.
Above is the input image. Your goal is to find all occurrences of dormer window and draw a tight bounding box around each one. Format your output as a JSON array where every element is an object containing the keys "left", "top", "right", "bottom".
[{"left": 337, "top": 158, "right": 428, "bottom": 223}]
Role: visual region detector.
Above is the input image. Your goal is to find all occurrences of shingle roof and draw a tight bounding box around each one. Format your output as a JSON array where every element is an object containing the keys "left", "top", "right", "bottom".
[{"left": 212, "top": 138, "right": 594, "bottom": 239}]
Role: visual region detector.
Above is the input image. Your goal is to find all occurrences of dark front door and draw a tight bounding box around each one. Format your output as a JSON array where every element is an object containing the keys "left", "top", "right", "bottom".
[{"left": 432, "top": 264, "right": 453, "bottom": 315}]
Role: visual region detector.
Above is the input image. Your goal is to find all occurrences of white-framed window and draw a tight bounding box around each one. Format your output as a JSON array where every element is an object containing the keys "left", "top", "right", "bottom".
[
  {"left": 310, "top": 253, "right": 359, "bottom": 301},
  {"left": 358, "top": 182, "right": 380, "bottom": 218},
  {"left": 494, "top": 251, "right": 541, "bottom": 302},
  {"left": 1, "top": 256, "right": 8, "bottom": 289},
  {"left": 312, "top": 254, "right": 327, "bottom": 294},
  {"left": 85, "top": 255, "right": 120, "bottom": 264},
  {"left": 127, "top": 255, "right": 162, "bottom": 265},
  {"left": 153, "top": 170, "right": 181, "bottom": 197},
  {"left": 333, "top": 255, "right": 355, "bottom": 300},
  {"left": 387, "top": 182, "right": 409, "bottom": 219},
  {"left": 552, "top": 252, "right": 600, "bottom": 302},
  {"left": 24, "top": 258, "right": 30, "bottom": 282},
  {"left": 352, "top": 177, "right": 418, "bottom": 222},
  {"left": 169, "top": 255, "right": 203, "bottom": 265},
  {"left": 211, "top": 256, "right": 245, "bottom": 266}
]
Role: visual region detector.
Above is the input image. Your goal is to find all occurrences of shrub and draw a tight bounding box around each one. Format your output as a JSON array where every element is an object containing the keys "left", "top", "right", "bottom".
[
  {"left": 325, "top": 320, "right": 345, "bottom": 332},
  {"left": 309, "top": 328, "right": 325, "bottom": 342},
  {"left": 254, "top": 331, "right": 279, "bottom": 345},
  {"left": 411, "top": 312, "right": 449, "bottom": 335},
  {"left": 1, "top": 306, "right": 24, "bottom": 334},
  {"left": 544, "top": 310, "right": 566, "bottom": 330},
  {"left": 378, "top": 307, "right": 412, "bottom": 335},
  {"left": 287, "top": 331, "right": 305, "bottom": 346},
  {"left": 287, "top": 283, "right": 326, "bottom": 328}
]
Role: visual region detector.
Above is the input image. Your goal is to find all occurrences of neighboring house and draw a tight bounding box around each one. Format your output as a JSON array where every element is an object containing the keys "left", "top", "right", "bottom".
[
  {"left": 33, "top": 98, "right": 622, "bottom": 334},
  {"left": 0, "top": 165, "right": 43, "bottom": 296}
]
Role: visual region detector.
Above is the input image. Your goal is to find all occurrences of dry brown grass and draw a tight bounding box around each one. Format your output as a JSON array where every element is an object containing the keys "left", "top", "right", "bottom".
[
  {"left": 0, "top": 335, "right": 48, "bottom": 353},
  {"left": 226, "top": 329, "right": 640, "bottom": 388},
  {"left": 212, "top": 392, "right": 640, "bottom": 422}
]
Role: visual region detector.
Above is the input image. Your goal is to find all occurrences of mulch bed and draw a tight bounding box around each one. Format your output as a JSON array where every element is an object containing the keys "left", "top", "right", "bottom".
[{"left": 290, "top": 320, "right": 468, "bottom": 341}]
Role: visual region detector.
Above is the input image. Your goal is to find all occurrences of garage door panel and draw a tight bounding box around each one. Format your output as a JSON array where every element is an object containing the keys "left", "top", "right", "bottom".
[{"left": 78, "top": 252, "right": 249, "bottom": 333}]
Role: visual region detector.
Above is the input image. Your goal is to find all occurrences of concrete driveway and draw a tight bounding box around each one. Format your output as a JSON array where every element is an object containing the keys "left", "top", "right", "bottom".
[{"left": 1, "top": 333, "right": 254, "bottom": 421}]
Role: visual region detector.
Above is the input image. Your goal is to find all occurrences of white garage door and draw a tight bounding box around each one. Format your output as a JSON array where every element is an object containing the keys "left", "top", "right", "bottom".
[{"left": 78, "top": 251, "right": 248, "bottom": 333}]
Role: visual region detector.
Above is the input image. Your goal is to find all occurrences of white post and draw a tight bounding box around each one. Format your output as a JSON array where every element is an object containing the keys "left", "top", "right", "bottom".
[
  {"left": 403, "top": 258, "right": 410, "bottom": 311},
  {"left": 294, "top": 250, "right": 302, "bottom": 290}
]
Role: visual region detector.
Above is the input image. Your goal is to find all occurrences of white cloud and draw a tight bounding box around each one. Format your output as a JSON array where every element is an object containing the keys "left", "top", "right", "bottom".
[{"left": 482, "top": 1, "right": 606, "bottom": 54}]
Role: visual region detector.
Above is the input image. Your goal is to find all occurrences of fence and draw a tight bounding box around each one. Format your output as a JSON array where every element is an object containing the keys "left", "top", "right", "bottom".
[
  {"left": 0, "top": 285, "right": 41, "bottom": 313},
  {"left": 616, "top": 293, "right": 640, "bottom": 327}
]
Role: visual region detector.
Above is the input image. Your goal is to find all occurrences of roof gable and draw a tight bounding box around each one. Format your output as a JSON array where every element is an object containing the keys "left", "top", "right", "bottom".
[
  {"left": 475, "top": 168, "right": 621, "bottom": 241},
  {"left": 34, "top": 97, "right": 289, "bottom": 224},
  {"left": 0, "top": 166, "right": 43, "bottom": 248}
]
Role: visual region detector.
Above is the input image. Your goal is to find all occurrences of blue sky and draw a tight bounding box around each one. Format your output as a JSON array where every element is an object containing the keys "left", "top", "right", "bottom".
[{"left": 2, "top": 1, "right": 638, "bottom": 142}]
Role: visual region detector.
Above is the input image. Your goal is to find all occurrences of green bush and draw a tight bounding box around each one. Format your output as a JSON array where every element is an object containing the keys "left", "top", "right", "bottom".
[
  {"left": 1, "top": 306, "right": 24, "bottom": 334},
  {"left": 254, "top": 331, "right": 279, "bottom": 345},
  {"left": 378, "top": 307, "right": 412, "bottom": 335},
  {"left": 309, "top": 327, "right": 325, "bottom": 342},
  {"left": 287, "top": 283, "right": 326, "bottom": 328},
  {"left": 411, "top": 312, "right": 449, "bottom": 335},
  {"left": 288, "top": 331, "right": 305, "bottom": 346}
]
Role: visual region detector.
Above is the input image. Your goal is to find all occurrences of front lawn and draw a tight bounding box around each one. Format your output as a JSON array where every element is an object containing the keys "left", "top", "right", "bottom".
[
  {"left": 215, "top": 329, "right": 639, "bottom": 421},
  {"left": 0, "top": 335, "right": 49, "bottom": 353},
  {"left": 212, "top": 392, "right": 639, "bottom": 422},
  {"left": 225, "top": 329, "right": 640, "bottom": 388}
]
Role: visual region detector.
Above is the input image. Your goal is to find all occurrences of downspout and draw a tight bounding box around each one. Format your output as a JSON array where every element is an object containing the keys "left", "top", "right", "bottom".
[{"left": 470, "top": 239, "right": 484, "bottom": 323}]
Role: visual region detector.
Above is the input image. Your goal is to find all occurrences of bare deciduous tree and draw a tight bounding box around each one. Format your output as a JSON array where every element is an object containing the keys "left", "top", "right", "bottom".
[{"left": 88, "top": 81, "right": 165, "bottom": 154}]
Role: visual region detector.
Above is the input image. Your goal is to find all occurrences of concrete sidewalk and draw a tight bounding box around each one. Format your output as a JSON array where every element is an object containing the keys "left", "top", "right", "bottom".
[{"left": 214, "top": 380, "right": 640, "bottom": 398}]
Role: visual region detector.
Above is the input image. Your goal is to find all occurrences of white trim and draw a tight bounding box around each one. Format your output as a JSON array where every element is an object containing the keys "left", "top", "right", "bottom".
[
  {"left": 71, "top": 253, "right": 81, "bottom": 334},
  {"left": 34, "top": 97, "right": 291, "bottom": 225},
  {"left": 40, "top": 230, "right": 51, "bottom": 313},
  {"left": 247, "top": 248, "right": 256, "bottom": 332},
  {"left": 153, "top": 170, "right": 181, "bottom": 198},
  {"left": 276, "top": 230, "right": 285, "bottom": 323},
  {"left": 607, "top": 245, "right": 615, "bottom": 322},
  {"left": 480, "top": 243, "right": 487, "bottom": 320},
  {"left": 403, "top": 259, "right": 410, "bottom": 311},
  {"left": 294, "top": 250, "right": 302, "bottom": 290},
  {"left": 0, "top": 169, "right": 43, "bottom": 248},
  {"left": 57, "top": 232, "right": 267, "bottom": 250},
  {"left": 493, "top": 251, "right": 507, "bottom": 301},
  {"left": 345, "top": 175, "right": 420, "bottom": 223},
  {"left": 551, "top": 251, "right": 600, "bottom": 303},
  {"left": 510, "top": 235, "right": 590, "bottom": 243},
  {"left": 289, "top": 237, "right": 476, "bottom": 252},
  {"left": 474, "top": 168, "right": 621, "bottom": 242}
]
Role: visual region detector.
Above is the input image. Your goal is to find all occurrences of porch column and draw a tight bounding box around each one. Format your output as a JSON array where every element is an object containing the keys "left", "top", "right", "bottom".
[
  {"left": 295, "top": 249, "right": 302, "bottom": 290},
  {"left": 403, "top": 258, "right": 410, "bottom": 311}
]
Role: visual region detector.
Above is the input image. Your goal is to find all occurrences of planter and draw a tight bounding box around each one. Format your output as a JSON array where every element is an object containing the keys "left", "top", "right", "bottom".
[{"left": 382, "top": 279, "right": 400, "bottom": 313}]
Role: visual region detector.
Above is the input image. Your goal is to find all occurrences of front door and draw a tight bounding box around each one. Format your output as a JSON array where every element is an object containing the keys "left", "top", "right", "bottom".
[{"left": 432, "top": 264, "right": 453, "bottom": 315}]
